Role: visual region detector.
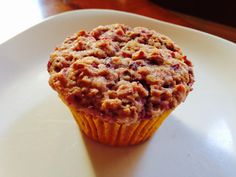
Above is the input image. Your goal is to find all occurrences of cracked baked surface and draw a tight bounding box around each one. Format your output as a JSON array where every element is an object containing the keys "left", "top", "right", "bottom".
[{"left": 48, "top": 24, "right": 194, "bottom": 123}]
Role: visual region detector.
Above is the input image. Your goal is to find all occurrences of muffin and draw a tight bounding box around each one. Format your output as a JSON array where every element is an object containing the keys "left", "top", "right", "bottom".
[{"left": 47, "top": 24, "right": 194, "bottom": 146}]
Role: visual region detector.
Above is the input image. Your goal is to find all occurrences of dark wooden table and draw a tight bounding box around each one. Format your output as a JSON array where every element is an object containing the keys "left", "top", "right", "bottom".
[{"left": 1, "top": 0, "right": 236, "bottom": 44}]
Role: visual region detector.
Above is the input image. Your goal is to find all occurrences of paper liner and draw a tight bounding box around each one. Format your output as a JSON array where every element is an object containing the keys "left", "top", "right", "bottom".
[{"left": 70, "top": 108, "right": 172, "bottom": 146}]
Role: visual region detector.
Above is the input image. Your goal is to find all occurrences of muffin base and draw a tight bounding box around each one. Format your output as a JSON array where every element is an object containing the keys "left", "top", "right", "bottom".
[{"left": 69, "top": 107, "right": 172, "bottom": 146}]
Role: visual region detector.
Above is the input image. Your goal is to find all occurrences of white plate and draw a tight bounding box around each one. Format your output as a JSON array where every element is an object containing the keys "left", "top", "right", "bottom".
[{"left": 0, "top": 9, "right": 236, "bottom": 177}]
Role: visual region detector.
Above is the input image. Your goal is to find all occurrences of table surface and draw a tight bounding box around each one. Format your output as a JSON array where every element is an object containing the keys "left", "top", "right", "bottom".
[{"left": 0, "top": 0, "right": 236, "bottom": 44}]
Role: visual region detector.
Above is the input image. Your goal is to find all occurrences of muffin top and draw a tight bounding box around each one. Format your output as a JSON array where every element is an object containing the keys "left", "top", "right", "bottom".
[{"left": 48, "top": 24, "right": 194, "bottom": 123}]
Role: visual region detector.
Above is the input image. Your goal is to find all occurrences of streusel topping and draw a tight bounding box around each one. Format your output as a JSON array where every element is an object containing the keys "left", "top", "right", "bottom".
[{"left": 48, "top": 24, "right": 194, "bottom": 122}]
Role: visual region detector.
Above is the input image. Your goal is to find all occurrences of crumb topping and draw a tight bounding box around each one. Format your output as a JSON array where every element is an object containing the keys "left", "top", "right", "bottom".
[{"left": 48, "top": 24, "right": 194, "bottom": 122}]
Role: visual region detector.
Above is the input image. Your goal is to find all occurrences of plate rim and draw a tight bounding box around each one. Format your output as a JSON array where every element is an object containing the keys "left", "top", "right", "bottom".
[{"left": 0, "top": 9, "right": 235, "bottom": 48}]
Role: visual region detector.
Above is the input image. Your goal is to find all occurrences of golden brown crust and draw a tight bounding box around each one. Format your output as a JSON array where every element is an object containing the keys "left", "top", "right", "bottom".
[{"left": 48, "top": 24, "right": 194, "bottom": 122}]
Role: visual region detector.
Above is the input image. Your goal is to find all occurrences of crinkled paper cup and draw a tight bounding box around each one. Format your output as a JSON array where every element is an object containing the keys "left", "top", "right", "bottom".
[{"left": 70, "top": 107, "right": 172, "bottom": 146}]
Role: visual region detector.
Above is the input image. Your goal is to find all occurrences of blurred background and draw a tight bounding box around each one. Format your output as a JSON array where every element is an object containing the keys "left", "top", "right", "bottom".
[
  {"left": 66, "top": 0, "right": 236, "bottom": 27},
  {"left": 152, "top": 0, "right": 235, "bottom": 27},
  {"left": 0, "top": 0, "right": 235, "bottom": 43}
]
